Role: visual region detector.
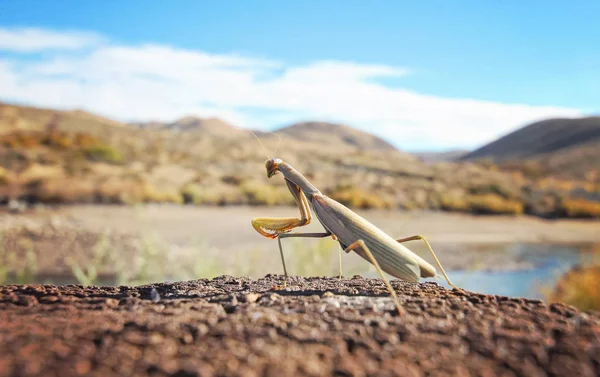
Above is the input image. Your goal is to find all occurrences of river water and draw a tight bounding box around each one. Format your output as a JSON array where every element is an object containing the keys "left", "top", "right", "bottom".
[{"left": 426, "top": 242, "right": 597, "bottom": 299}]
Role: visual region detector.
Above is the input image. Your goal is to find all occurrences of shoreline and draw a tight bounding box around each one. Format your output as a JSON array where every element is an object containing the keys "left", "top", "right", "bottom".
[
  {"left": 1, "top": 204, "right": 598, "bottom": 284},
  {"left": 2, "top": 204, "right": 600, "bottom": 245}
]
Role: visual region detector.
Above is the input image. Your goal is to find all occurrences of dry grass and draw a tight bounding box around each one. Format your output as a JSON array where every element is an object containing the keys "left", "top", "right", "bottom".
[
  {"left": 440, "top": 193, "right": 524, "bottom": 215},
  {"left": 468, "top": 194, "right": 524, "bottom": 215},
  {"left": 241, "top": 181, "right": 294, "bottom": 206},
  {"left": 328, "top": 186, "right": 394, "bottom": 210},
  {"left": 439, "top": 194, "right": 472, "bottom": 212},
  {"left": 549, "top": 264, "right": 600, "bottom": 312},
  {"left": 560, "top": 198, "right": 600, "bottom": 219}
]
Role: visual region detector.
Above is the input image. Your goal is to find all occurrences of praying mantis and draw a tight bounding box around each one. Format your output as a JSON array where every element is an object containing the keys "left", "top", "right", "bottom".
[{"left": 251, "top": 158, "right": 459, "bottom": 315}]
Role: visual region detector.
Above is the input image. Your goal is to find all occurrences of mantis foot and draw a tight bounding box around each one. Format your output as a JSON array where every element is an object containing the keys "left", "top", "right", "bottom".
[{"left": 271, "top": 280, "right": 288, "bottom": 291}]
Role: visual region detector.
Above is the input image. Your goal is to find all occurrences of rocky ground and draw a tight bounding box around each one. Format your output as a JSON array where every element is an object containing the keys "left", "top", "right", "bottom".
[{"left": 1, "top": 276, "right": 599, "bottom": 377}]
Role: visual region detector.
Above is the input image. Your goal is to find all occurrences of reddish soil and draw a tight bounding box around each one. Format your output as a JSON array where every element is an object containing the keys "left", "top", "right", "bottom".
[{"left": 1, "top": 275, "right": 599, "bottom": 377}]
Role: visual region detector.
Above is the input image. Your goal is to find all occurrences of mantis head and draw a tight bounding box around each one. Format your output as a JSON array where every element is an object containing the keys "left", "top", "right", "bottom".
[{"left": 265, "top": 158, "right": 283, "bottom": 178}]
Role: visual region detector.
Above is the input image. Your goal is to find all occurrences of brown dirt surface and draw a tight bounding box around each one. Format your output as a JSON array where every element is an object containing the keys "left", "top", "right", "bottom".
[{"left": 1, "top": 276, "right": 599, "bottom": 377}]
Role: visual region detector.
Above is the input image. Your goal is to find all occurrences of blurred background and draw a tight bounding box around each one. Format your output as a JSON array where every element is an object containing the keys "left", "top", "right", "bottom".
[{"left": 0, "top": 1, "right": 599, "bottom": 311}]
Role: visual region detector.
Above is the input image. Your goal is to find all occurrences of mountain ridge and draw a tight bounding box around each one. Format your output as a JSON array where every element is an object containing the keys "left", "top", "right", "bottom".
[{"left": 461, "top": 116, "right": 600, "bottom": 161}]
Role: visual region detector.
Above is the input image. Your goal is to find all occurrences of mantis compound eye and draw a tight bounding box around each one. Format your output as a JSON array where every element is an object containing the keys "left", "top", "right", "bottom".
[{"left": 265, "top": 158, "right": 282, "bottom": 178}]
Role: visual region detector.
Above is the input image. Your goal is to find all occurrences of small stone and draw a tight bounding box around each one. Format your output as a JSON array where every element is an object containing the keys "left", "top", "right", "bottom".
[
  {"left": 16, "top": 295, "right": 38, "bottom": 306},
  {"left": 149, "top": 332, "right": 164, "bottom": 345},
  {"left": 75, "top": 360, "right": 91, "bottom": 375},
  {"left": 268, "top": 293, "right": 281, "bottom": 301},
  {"left": 150, "top": 288, "right": 161, "bottom": 303},
  {"left": 181, "top": 333, "right": 194, "bottom": 344},
  {"left": 39, "top": 296, "right": 59, "bottom": 304},
  {"left": 245, "top": 292, "right": 261, "bottom": 303}
]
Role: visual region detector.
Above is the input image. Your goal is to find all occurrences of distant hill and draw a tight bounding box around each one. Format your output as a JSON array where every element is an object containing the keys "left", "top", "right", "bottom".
[
  {"left": 130, "top": 118, "right": 406, "bottom": 158},
  {"left": 131, "top": 116, "right": 247, "bottom": 138},
  {"left": 1, "top": 100, "right": 598, "bottom": 218},
  {"left": 275, "top": 121, "right": 398, "bottom": 152},
  {"left": 0, "top": 102, "right": 130, "bottom": 135},
  {"left": 0, "top": 101, "right": 413, "bottom": 169},
  {"left": 460, "top": 117, "right": 600, "bottom": 180},
  {"left": 414, "top": 149, "right": 469, "bottom": 164},
  {"left": 461, "top": 117, "right": 600, "bottom": 161}
]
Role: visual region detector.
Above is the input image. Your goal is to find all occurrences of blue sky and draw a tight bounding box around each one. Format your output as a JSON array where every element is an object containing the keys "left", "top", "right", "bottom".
[{"left": 0, "top": 1, "right": 598, "bottom": 151}]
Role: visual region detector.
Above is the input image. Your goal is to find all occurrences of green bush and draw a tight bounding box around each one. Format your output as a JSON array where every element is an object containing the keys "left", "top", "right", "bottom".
[{"left": 84, "top": 145, "right": 123, "bottom": 164}]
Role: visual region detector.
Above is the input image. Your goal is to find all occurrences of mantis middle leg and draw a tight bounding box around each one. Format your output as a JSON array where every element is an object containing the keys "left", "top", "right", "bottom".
[{"left": 276, "top": 232, "right": 343, "bottom": 289}]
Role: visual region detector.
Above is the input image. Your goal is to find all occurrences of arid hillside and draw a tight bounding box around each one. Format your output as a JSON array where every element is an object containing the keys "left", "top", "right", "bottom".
[
  {"left": 0, "top": 101, "right": 598, "bottom": 218},
  {"left": 461, "top": 117, "right": 600, "bottom": 181}
]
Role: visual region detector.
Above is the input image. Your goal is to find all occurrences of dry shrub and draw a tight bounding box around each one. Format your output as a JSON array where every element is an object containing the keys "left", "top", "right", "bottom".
[
  {"left": 518, "top": 160, "right": 546, "bottom": 179},
  {"left": 583, "top": 182, "right": 599, "bottom": 193},
  {"left": 96, "top": 178, "right": 145, "bottom": 204},
  {"left": 467, "top": 194, "right": 524, "bottom": 215},
  {"left": 72, "top": 133, "right": 99, "bottom": 148},
  {"left": 180, "top": 182, "right": 247, "bottom": 206},
  {"left": 241, "top": 181, "right": 294, "bottom": 206},
  {"left": 549, "top": 265, "right": 600, "bottom": 312},
  {"left": 0, "top": 166, "right": 15, "bottom": 185},
  {"left": 468, "top": 182, "right": 519, "bottom": 200},
  {"left": 0, "top": 131, "right": 41, "bottom": 148},
  {"left": 328, "top": 186, "right": 393, "bottom": 209},
  {"left": 42, "top": 129, "right": 73, "bottom": 149},
  {"left": 181, "top": 183, "right": 203, "bottom": 204},
  {"left": 17, "top": 164, "right": 65, "bottom": 184},
  {"left": 140, "top": 183, "right": 183, "bottom": 204},
  {"left": 37, "top": 177, "right": 97, "bottom": 203},
  {"left": 198, "top": 184, "right": 247, "bottom": 205},
  {"left": 560, "top": 198, "right": 600, "bottom": 218},
  {"left": 439, "top": 194, "right": 471, "bottom": 212},
  {"left": 221, "top": 174, "right": 245, "bottom": 185}
]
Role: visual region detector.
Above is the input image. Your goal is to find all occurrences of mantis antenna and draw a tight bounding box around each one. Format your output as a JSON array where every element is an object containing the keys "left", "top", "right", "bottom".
[
  {"left": 248, "top": 129, "right": 283, "bottom": 160},
  {"left": 217, "top": 117, "right": 282, "bottom": 160},
  {"left": 273, "top": 131, "right": 282, "bottom": 156},
  {"left": 249, "top": 130, "right": 271, "bottom": 159}
]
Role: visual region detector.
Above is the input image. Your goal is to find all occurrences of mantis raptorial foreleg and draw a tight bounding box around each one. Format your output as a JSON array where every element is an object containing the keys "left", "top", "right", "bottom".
[
  {"left": 254, "top": 176, "right": 344, "bottom": 285},
  {"left": 343, "top": 240, "right": 405, "bottom": 315},
  {"left": 395, "top": 235, "right": 458, "bottom": 290},
  {"left": 252, "top": 179, "right": 312, "bottom": 238}
]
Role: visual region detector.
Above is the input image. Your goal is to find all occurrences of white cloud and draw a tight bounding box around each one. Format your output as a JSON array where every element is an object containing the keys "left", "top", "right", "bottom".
[
  {"left": 0, "top": 27, "right": 583, "bottom": 150},
  {"left": 0, "top": 27, "right": 103, "bottom": 52}
]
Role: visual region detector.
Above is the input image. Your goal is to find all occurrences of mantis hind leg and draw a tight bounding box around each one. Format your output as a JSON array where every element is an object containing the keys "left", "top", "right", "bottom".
[
  {"left": 343, "top": 240, "right": 404, "bottom": 316},
  {"left": 338, "top": 243, "right": 343, "bottom": 279},
  {"left": 274, "top": 232, "right": 332, "bottom": 289},
  {"left": 396, "top": 235, "right": 459, "bottom": 290}
]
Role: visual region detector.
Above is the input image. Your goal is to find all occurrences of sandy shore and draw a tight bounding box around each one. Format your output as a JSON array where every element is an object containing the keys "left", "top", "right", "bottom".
[
  {"left": 1, "top": 205, "right": 599, "bottom": 281},
  {"left": 3, "top": 204, "right": 599, "bottom": 247}
]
